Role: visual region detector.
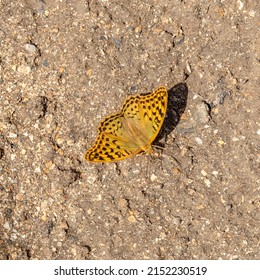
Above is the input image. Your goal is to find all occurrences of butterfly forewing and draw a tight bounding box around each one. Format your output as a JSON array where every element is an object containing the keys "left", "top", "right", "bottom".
[{"left": 139, "top": 86, "right": 168, "bottom": 141}]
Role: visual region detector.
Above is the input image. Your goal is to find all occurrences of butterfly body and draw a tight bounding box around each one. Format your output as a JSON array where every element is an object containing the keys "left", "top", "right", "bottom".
[{"left": 85, "top": 86, "right": 168, "bottom": 162}]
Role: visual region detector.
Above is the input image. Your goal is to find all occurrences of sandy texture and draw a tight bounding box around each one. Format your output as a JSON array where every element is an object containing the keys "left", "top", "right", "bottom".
[{"left": 0, "top": 0, "right": 259, "bottom": 259}]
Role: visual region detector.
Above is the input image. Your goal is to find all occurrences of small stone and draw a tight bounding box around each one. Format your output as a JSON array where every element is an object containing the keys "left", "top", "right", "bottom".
[
  {"left": 186, "top": 61, "right": 192, "bottom": 73},
  {"left": 172, "top": 216, "right": 182, "bottom": 225},
  {"left": 10, "top": 154, "right": 16, "bottom": 161},
  {"left": 226, "top": 203, "right": 233, "bottom": 212},
  {"left": 237, "top": 0, "right": 244, "bottom": 10},
  {"left": 129, "top": 85, "right": 137, "bottom": 92},
  {"left": 249, "top": 10, "right": 256, "bottom": 17},
  {"left": 150, "top": 174, "right": 158, "bottom": 181},
  {"left": 201, "top": 169, "right": 208, "bottom": 176},
  {"left": 10, "top": 233, "right": 17, "bottom": 240},
  {"left": 172, "top": 167, "right": 180, "bottom": 175},
  {"left": 215, "top": 91, "right": 230, "bottom": 105},
  {"left": 257, "top": 129, "right": 260, "bottom": 135},
  {"left": 128, "top": 215, "right": 136, "bottom": 223},
  {"left": 194, "top": 103, "right": 210, "bottom": 124},
  {"left": 86, "top": 68, "right": 93, "bottom": 77},
  {"left": 134, "top": 25, "right": 142, "bottom": 33},
  {"left": 132, "top": 168, "right": 140, "bottom": 175},
  {"left": 118, "top": 198, "right": 128, "bottom": 212},
  {"left": 41, "top": 200, "right": 48, "bottom": 211},
  {"left": 71, "top": 247, "right": 77, "bottom": 256},
  {"left": 3, "top": 222, "right": 11, "bottom": 230},
  {"left": 86, "top": 167, "right": 98, "bottom": 184},
  {"left": 159, "top": 232, "right": 167, "bottom": 239},
  {"left": 195, "top": 137, "right": 203, "bottom": 145},
  {"left": 17, "top": 65, "right": 31, "bottom": 75},
  {"left": 8, "top": 132, "right": 17, "bottom": 138},
  {"left": 187, "top": 178, "right": 193, "bottom": 184},
  {"left": 204, "top": 178, "right": 211, "bottom": 187},
  {"left": 45, "top": 160, "right": 55, "bottom": 170},
  {"left": 217, "top": 139, "right": 225, "bottom": 145},
  {"left": 34, "top": 167, "right": 41, "bottom": 173},
  {"left": 56, "top": 137, "right": 64, "bottom": 145},
  {"left": 113, "top": 38, "right": 122, "bottom": 48},
  {"left": 152, "top": 184, "right": 164, "bottom": 190},
  {"left": 212, "top": 107, "right": 219, "bottom": 114},
  {"left": 24, "top": 43, "right": 38, "bottom": 53}
]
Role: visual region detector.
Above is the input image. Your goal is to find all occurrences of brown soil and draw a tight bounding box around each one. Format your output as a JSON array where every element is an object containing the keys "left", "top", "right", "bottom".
[{"left": 0, "top": 0, "right": 259, "bottom": 259}]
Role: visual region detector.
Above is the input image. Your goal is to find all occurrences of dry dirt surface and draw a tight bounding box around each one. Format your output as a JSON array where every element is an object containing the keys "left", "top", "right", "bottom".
[{"left": 0, "top": 0, "right": 259, "bottom": 260}]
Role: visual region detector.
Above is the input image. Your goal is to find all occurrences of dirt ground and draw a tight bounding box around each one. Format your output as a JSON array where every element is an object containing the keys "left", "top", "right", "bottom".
[{"left": 0, "top": 0, "right": 259, "bottom": 260}]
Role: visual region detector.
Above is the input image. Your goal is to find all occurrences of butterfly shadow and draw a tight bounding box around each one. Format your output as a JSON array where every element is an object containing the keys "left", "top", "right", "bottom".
[{"left": 154, "top": 82, "right": 188, "bottom": 146}]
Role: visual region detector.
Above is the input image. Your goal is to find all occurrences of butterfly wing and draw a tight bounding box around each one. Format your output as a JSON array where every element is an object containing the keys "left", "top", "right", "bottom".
[
  {"left": 122, "top": 86, "right": 168, "bottom": 143},
  {"left": 85, "top": 113, "right": 144, "bottom": 162},
  {"left": 85, "top": 86, "right": 168, "bottom": 162}
]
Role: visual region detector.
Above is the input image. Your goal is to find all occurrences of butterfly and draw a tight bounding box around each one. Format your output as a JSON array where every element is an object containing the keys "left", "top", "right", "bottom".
[{"left": 85, "top": 86, "right": 168, "bottom": 162}]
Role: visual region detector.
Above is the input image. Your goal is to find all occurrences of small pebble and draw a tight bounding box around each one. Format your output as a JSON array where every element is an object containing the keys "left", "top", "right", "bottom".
[
  {"left": 150, "top": 174, "right": 158, "bottom": 181},
  {"left": 24, "top": 43, "right": 38, "bottom": 53},
  {"left": 172, "top": 167, "right": 180, "bottom": 175},
  {"left": 217, "top": 139, "right": 225, "bottom": 145},
  {"left": 3, "top": 222, "right": 11, "bottom": 230},
  {"left": 186, "top": 61, "right": 192, "bottom": 73},
  {"left": 86, "top": 68, "right": 93, "bottom": 76},
  {"left": 172, "top": 216, "right": 182, "bottom": 225},
  {"left": 132, "top": 168, "right": 141, "bottom": 175},
  {"left": 17, "top": 65, "right": 31, "bottom": 75},
  {"left": 8, "top": 132, "right": 17, "bottom": 138},
  {"left": 204, "top": 178, "right": 211, "bottom": 187},
  {"left": 226, "top": 204, "right": 233, "bottom": 212},
  {"left": 10, "top": 154, "right": 16, "bottom": 161},
  {"left": 129, "top": 85, "right": 137, "bottom": 92},
  {"left": 113, "top": 38, "right": 122, "bottom": 48},
  {"left": 71, "top": 247, "right": 77, "bottom": 256},
  {"left": 237, "top": 0, "right": 244, "bottom": 10},
  {"left": 194, "top": 103, "right": 210, "bottom": 124},
  {"left": 215, "top": 91, "right": 230, "bottom": 105},
  {"left": 34, "top": 167, "right": 41, "bottom": 173},
  {"left": 195, "top": 137, "right": 203, "bottom": 145},
  {"left": 135, "top": 25, "right": 142, "bottom": 33},
  {"left": 56, "top": 137, "right": 64, "bottom": 145},
  {"left": 128, "top": 215, "right": 136, "bottom": 223},
  {"left": 10, "top": 233, "right": 17, "bottom": 240},
  {"left": 95, "top": 194, "right": 102, "bottom": 201}
]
